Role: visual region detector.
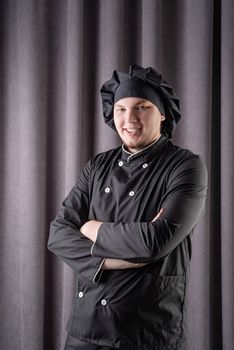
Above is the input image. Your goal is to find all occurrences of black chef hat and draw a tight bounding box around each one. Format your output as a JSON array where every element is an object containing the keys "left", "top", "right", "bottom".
[{"left": 100, "top": 64, "right": 181, "bottom": 138}]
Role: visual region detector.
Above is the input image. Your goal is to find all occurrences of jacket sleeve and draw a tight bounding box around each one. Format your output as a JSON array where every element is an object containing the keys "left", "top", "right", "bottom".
[
  {"left": 48, "top": 159, "right": 104, "bottom": 283},
  {"left": 91, "top": 155, "right": 208, "bottom": 263}
]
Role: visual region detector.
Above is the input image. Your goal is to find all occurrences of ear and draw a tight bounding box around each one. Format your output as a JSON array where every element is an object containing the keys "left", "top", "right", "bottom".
[{"left": 161, "top": 115, "right": 166, "bottom": 121}]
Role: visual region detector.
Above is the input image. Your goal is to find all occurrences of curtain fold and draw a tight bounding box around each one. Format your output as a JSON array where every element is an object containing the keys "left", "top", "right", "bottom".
[
  {"left": 0, "top": 0, "right": 233, "bottom": 349},
  {"left": 220, "top": 0, "right": 234, "bottom": 348}
]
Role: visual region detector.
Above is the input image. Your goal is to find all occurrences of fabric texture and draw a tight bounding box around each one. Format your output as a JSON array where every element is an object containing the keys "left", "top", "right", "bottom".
[
  {"left": 64, "top": 333, "right": 113, "bottom": 349},
  {"left": 48, "top": 136, "right": 207, "bottom": 349},
  {"left": 0, "top": 0, "right": 234, "bottom": 349},
  {"left": 114, "top": 80, "right": 166, "bottom": 116}
]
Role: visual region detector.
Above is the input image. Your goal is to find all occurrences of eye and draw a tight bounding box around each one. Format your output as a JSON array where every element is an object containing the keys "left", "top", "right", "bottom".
[
  {"left": 135, "top": 105, "right": 150, "bottom": 111},
  {"left": 114, "top": 107, "right": 126, "bottom": 114}
]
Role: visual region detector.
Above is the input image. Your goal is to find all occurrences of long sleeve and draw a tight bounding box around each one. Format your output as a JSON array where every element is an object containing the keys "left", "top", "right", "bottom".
[
  {"left": 48, "top": 159, "right": 104, "bottom": 283},
  {"left": 91, "top": 155, "right": 208, "bottom": 263}
]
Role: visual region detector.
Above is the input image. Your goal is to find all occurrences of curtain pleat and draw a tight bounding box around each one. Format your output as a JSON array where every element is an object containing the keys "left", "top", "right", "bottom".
[
  {"left": 0, "top": 0, "right": 233, "bottom": 349},
  {"left": 220, "top": 0, "right": 234, "bottom": 348}
]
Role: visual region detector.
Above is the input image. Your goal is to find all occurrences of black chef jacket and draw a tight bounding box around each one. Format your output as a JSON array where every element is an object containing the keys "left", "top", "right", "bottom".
[{"left": 48, "top": 135, "right": 208, "bottom": 349}]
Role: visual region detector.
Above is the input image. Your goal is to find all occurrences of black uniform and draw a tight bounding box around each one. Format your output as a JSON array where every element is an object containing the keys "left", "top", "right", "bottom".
[{"left": 48, "top": 136, "right": 207, "bottom": 349}]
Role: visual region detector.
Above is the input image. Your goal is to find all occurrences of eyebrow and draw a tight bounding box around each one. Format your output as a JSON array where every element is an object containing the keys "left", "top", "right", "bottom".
[
  {"left": 114, "top": 104, "right": 125, "bottom": 108},
  {"left": 114, "top": 100, "right": 150, "bottom": 108}
]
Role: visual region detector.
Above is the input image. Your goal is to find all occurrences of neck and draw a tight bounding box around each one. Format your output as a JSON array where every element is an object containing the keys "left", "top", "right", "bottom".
[{"left": 122, "top": 136, "right": 161, "bottom": 155}]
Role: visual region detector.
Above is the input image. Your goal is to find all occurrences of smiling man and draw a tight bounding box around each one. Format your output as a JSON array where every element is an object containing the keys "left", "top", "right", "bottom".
[
  {"left": 48, "top": 65, "right": 208, "bottom": 349},
  {"left": 113, "top": 97, "right": 165, "bottom": 153}
]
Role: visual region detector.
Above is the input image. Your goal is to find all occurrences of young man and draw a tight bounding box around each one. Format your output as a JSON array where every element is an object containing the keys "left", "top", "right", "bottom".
[{"left": 48, "top": 65, "right": 207, "bottom": 349}]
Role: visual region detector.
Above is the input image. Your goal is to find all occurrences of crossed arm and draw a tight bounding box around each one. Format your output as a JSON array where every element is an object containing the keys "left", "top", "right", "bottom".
[
  {"left": 80, "top": 209, "right": 164, "bottom": 270},
  {"left": 48, "top": 155, "right": 207, "bottom": 278}
]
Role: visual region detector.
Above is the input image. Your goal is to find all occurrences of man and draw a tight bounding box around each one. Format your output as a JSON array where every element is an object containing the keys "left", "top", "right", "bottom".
[{"left": 48, "top": 64, "right": 207, "bottom": 349}]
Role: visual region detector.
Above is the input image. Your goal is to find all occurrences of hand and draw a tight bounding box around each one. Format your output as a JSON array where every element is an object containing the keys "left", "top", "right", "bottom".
[
  {"left": 151, "top": 208, "right": 164, "bottom": 222},
  {"left": 80, "top": 220, "right": 103, "bottom": 242}
]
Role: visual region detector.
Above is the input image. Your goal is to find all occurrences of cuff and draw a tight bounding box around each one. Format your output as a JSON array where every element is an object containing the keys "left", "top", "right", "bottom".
[{"left": 92, "top": 258, "right": 105, "bottom": 284}]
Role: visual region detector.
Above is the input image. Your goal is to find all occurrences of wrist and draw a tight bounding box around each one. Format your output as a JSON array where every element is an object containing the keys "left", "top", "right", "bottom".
[{"left": 80, "top": 220, "right": 102, "bottom": 242}]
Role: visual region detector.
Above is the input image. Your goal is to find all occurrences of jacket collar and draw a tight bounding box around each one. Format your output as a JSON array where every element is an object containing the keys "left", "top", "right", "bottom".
[{"left": 121, "top": 135, "right": 168, "bottom": 163}]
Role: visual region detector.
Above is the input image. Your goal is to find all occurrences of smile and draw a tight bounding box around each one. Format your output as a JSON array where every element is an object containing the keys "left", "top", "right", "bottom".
[{"left": 124, "top": 128, "right": 141, "bottom": 135}]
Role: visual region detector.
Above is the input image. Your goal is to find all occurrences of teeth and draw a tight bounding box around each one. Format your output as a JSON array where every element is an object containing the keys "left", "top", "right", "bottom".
[{"left": 126, "top": 128, "right": 138, "bottom": 132}]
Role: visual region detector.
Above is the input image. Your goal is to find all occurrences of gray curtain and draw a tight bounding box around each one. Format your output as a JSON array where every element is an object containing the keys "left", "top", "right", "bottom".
[{"left": 0, "top": 0, "right": 233, "bottom": 349}]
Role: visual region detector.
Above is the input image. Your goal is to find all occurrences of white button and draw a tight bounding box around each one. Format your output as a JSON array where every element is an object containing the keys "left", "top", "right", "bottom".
[
  {"left": 142, "top": 163, "right": 148, "bottom": 168},
  {"left": 129, "top": 191, "right": 135, "bottom": 196},
  {"left": 105, "top": 187, "right": 110, "bottom": 193},
  {"left": 101, "top": 299, "right": 107, "bottom": 306},
  {"left": 78, "top": 292, "right": 84, "bottom": 298},
  {"left": 118, "top": 161, "right": 123, "bottom": 167}
]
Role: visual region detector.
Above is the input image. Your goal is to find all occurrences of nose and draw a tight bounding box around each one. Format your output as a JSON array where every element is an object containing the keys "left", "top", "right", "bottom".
[{"left": 125, "top": 108, "right": 138, "bottom": 123}]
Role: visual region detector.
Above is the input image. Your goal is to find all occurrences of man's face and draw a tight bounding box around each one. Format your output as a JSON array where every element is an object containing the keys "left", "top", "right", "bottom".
[{"left": 113, "top": 97, "right": 165, "bottom": 153}]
